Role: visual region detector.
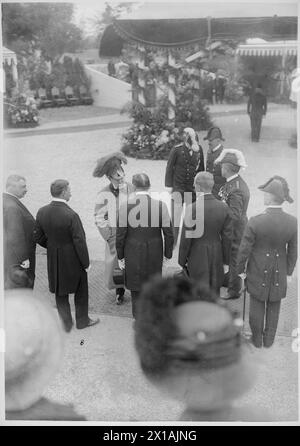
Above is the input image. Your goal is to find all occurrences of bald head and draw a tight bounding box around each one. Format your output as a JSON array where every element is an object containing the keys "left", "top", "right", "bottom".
[
  {"left": 194, "top": 172, "right": 214, "bottom": 193},
  {"left": 6, "top": 175, "right": 27, "bottom": 199},
  {"left": 132, "top": 173, "right": 150, "bottom": 191}
]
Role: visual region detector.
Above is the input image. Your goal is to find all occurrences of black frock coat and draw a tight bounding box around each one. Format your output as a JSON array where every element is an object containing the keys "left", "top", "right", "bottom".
[
  {"left": 34, "top": 201, "right": 89, "bottom": 295},
  {"left": 116, "top": 194, "right": 174, "bottom": 291},
  {"left": 3, "top": 193, "right": 36, "bottom": 289},
  {"left": 178, "top": 194, "right": 232, "bottom": 291},
  {"left": 237, "top": 208, "right": 297, "bottom": 301}
]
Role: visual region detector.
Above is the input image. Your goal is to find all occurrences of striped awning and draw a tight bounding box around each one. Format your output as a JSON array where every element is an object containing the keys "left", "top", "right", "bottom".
[
  {"left": 1, "top": 46, "right": 18, "bottom": 66},
  {"left": 236, "top": 41, "right": 298, "bottom": 56}
]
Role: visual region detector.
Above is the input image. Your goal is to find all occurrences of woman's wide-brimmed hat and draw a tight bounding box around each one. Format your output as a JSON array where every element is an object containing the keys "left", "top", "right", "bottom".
[
  {"left": 5, "top": 289, "right": 64, "bottom": 411},
  {"left": 93, "top": 152, "right": 127, "bottom": 178}
]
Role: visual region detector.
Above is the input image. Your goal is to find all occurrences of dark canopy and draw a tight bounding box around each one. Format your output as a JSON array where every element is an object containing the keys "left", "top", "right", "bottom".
[{"left": 100, "top": 16, "right": 297, "bottom": 57}]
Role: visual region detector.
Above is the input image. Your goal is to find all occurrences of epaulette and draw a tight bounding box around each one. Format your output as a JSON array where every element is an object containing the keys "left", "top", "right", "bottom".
[{"left": 175, "top": 143, "right": 184, "bottom": 148}]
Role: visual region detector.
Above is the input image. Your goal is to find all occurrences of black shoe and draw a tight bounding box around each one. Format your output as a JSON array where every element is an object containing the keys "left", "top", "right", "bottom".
[
  {"left": 116, "top": 288, "right": 125, "bottom": 305},
  {"left": 77, "top": 317, "right": 100, "bottom": 329}
]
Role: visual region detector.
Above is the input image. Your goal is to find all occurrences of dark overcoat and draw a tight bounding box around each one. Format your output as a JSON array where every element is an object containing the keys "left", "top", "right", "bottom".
[
  {"left": 3, "top": 193, "right": 36, "bottom": 289},
  {"left": 205, "top": 144, "right": 226, "bottom": 198},
  {"left": 237, "top": 208, "right": 297, "bottom": 301},
  {"left": 34, "top": 201, "right": 89, "bottom": 295},
  {"left": 165, "top": 143, "right": 205, "bottom": 193},
  {"left": 178, "top": 194, "right": 232, "bottom": 291},
  {"left": 116, "top": 194, "right": 174, "bottom": 291},
  {"left": 218, "top": 175, "right": 250, "bottom": 253}
]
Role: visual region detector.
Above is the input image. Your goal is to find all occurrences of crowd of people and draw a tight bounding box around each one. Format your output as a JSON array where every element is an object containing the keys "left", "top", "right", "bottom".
[{"left": 3, "top": 120, "right": 297, "bottom": 421}]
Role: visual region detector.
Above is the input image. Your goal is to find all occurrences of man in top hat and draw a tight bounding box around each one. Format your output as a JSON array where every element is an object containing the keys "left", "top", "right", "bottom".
[
  {"left": 165, "top": 127, "right": 204, "bottom": 245},
  {"left": 214, "top": 149, "right": 250, "bottom": 300},
  {"left": 3, "top": 174, "right": 36, "bottom": 289},
  {"left": 116, "top": 173, "right": 174, "bottom": 318},
  {"left": 247, "top": 83, "right": 267, "bottom": 142},
  {"left": 34, "top": 179, "right": 99, "bottom": 332},
  {"left": 204, "top": 126, "right": 226, "bottom": 198},
  {"left": 237, "top": 176, "right": 297, "bottom": 348},
  {"left": 93, "top": 152, "right": 134, "bottom": 304}
]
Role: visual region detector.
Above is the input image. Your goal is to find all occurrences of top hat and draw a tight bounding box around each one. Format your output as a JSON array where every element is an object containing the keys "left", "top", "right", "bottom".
[
  {"left": 5, "top": 290, "right": 64, "bottom": 411},
  {"left": 214, "top": 149, "right": 247, "bottom": 168},
  {"left": 258, "top": 176, "right": 293, "bottom": 203},
  {"left": 204, "top": 126, "right": 225, "bottom": 141},
  {"left": 93, "top": 152, "right": 127, "bottom": 178}
]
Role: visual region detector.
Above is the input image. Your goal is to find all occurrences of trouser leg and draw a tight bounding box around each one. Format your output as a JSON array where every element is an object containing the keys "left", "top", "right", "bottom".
[
  {"left": 249, "top": 296, "right": 265, "bottom": 348},
  {"left": 55, "top": 294, "right": 73, "bottom": 332},
  {"left": 228, "top": 243, "right": 242, "bottom": 296},
  {"left": 256, "top": 115, "right": 263, "bottom": 141},
  {"left": 131, "top": 290, "right": 140, "bottom": 319},
  {"left": 171, "top": 191, "right": 183, "bottom": 247},
  {"left": 74, "top": 271, "right": 89, "bottom": 329},
  {"left": 263, "top": 300, "right": 281, "bottom": 348}
]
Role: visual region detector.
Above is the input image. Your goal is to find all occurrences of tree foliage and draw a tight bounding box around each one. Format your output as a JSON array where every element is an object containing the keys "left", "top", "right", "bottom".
[{"left": 2, "top": 3, "right": 82, "bottom": 62}]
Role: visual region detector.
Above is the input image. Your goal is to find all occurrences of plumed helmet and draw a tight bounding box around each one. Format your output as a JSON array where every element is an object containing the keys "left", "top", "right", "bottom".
[
  {"left": 203, "top": 126, "right": 225, "bottom": 141},
  {"left": 5, "top": 289, "right": 64, "bottom": 411},
  {"left": 214, "top": 148, "right": 247, "bottom": 168}
]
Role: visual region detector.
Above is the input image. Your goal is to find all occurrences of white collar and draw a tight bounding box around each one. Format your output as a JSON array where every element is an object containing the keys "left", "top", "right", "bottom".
[
  {"left": 52, "top": 198, "right": 68, "bottom": 203},
  {"left": 5, "top": 192, "right": 21, "bottom": 200},
  {"left": 212, "top": 143, "right": 222, "bottom": 153},
  {"left": 226, "top": 174, "right": 239, "bottom": 183},
  {"left": 266, "top": 205, "right": 282, "bottom": 209},
  {"left": 135, "top": 191, "right": 149, "bottom": 195}
]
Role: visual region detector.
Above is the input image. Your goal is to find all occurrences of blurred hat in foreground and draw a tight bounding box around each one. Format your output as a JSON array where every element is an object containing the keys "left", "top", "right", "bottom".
[{"left": 5, "top": 289, "right": 64, "bottom": 411}]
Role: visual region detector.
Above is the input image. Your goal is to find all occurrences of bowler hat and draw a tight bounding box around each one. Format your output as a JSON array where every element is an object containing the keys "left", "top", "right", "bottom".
[
  {"left": 258, "top": 176, "right": 293, "bottom": 203},
  {"left": 204, "top": 126, "right": 225, "bottom": 141},
  {"left": 5, "top": 290, "right": 64, "bottom": 411},
  {"left": 93, "top": 152, "right": 127, "bottom": 178}
]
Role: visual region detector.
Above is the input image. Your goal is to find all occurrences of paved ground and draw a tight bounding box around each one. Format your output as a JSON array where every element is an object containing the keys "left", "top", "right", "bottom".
[{"left": 3, "top": 102, "right": 298, "bottom": 422}]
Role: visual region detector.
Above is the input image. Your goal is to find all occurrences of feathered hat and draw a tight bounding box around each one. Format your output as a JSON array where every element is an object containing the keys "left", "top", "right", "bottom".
[
  {"left": 214, "top": 149, "right": 247, "bottom": 169},
  {"left": 258, "top": 176, "right": 293, "bottom": 203},
  {"left": 93, "top": 152, "right": 127, "bottom": 178}
]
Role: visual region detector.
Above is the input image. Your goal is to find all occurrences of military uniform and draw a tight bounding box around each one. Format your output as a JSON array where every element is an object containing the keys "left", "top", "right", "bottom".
[
  {"left": 165, "top": 143, "right": 205, "bottom": 194},
  {"left": 218, "top": 174, "right": 250, "bottom": 295},
  {"left": 165, "top": 142, "right": 204, "bottom": 244},
  {"left": 206, "top": 144, "right": 226, "bottom": 198},
  {"left": 247, "top": 87, "right": 267, "bottom": 142},
  {"left": 237, "top": 177, "right": 297, "bottom": 348}
]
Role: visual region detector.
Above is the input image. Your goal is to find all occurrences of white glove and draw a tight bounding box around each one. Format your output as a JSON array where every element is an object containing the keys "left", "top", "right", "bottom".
[
  {"left": 166, "top": 187, "right": 173, "bottom": 194},
  {"left": 223, "top": 264, "right": 229, "bottom": 274},
  {"left": 21, "top": 259, "right": 30, "bottom": 269},
  {"left": 118, "top": 259, "right": 125, "bottom": 270},
  {"left": 85, "top": 265, "right": 91, "bottom": 273},
  {"left": 287, "top": 276, "right": 292, "bottom": 284},
  {"left": 238, "top": 273, "right": 246, "bottom": 280}
]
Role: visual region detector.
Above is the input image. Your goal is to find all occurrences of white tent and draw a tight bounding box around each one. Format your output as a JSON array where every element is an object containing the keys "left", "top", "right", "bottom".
[{"left": 1, "top": 46, "right": 18, "bottom": 93}]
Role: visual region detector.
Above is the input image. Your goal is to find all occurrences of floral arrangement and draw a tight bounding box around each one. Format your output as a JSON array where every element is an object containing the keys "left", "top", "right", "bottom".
[
  {"left": 121, "top": 74, "right": 212, "bottom": 160},
  {"left": 4, "top": 95, "right": 39, "bottom": 128}
]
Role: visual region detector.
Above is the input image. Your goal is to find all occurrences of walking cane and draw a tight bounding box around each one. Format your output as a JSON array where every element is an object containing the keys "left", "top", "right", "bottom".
[{"left": 242, "top": 278, "right": 247, "bottom": 323}]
